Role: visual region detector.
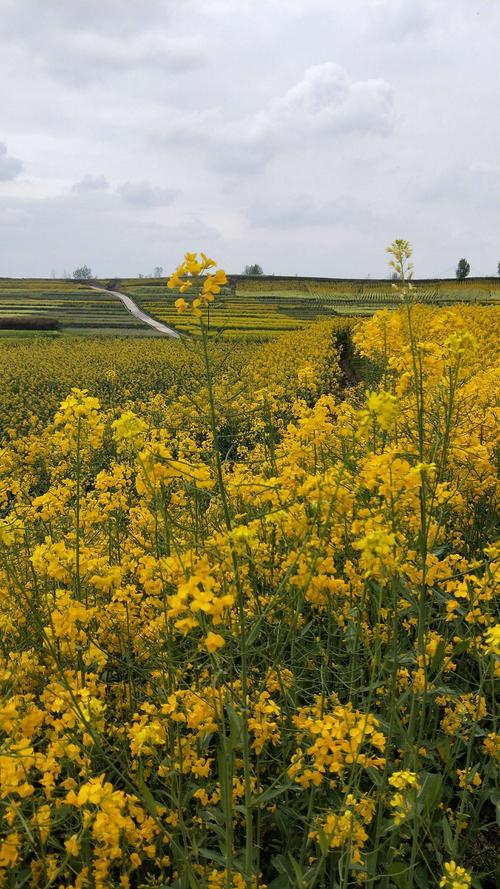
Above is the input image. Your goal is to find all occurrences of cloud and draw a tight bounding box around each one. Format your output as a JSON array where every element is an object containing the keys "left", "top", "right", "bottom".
[
  {"left": 246, "top": 194, "right": 378, "bottom": 229},
  {"left": 0, "top": 143, "right": 23, "bottom": 180},
  {"left": 45, "top": 32, "right": 204, "bottom": 87},
  {"left": 72, "top": 175, "right": 109, "bottom": 193},
  {"left": 0, "top": 0, "right": 499, "bottom": 276},
  {"left": 416, "top": 163, "right": 500, "bottom": 210},
  {"left": 208, "top": 63, "right": 394, "bottom": 174},
  {"left": 272, "top": 63, "right": 393, "bottom": 136},
  {"left": 0, "top": 191, "right": 220, "bottom": 276},
  {"left": 367, "top": 0, "right": 432, "bottom": 42},
  {"left": 0, "top": 207, "right": 31, "bottom": 226},
  {"left": 117, "top": 181, "right": 177, "bottom": 207}
]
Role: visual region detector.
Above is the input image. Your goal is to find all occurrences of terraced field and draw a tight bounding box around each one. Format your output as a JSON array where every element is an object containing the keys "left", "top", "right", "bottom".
[
  {"left": 121, "top": 279, "right": 316, "bottom": 337},
  {"left": 122, "top": 274, "right": 500, "bottom": 337},
  {"left": 1, "top": 275, "right": 499, "bottom": 339},
  {"left": 0, "top": 279, "right": 150, "bottom": 335}
]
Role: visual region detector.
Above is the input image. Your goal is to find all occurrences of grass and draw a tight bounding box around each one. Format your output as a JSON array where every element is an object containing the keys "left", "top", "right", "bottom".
[{"left": 0, "top": 329, "right": 61, "bottom": 339}]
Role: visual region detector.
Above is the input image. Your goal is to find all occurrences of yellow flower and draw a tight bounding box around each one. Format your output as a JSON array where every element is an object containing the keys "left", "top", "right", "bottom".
[
  {"left": 483, "top": 623, "right": 500, "bottom": 656},
  {"left": 388, "top": 770, "right": 419, "bottom": 790},
  {"left": 203, "top": 269, "right": 228, "bottom": 298},
  {"left": 167, "top": 270, "right": 184, "bottom": 289},
  {"left": 175, "top": 297, "right": 189, "bottom": 313},
  {"left": 365, "top": 389, "right": 399, "bottom": 431},
  {"left": 204, "top": 632, "right": 225, "bottom": 653},
  {"left": 0, "top": 832, "right": 20, "bottom": 868},
  {"left": 439, "top": 860, "right": 472, "bottom": 888},
  {"left": 64, "top": 834, "right": 80, "bottom": 857},
  {"left": 112, "top": 411, "right": 147, "bottom": 447}
]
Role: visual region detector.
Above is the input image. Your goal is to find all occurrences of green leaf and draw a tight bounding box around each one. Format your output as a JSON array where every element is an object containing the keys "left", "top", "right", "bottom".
[
  {"left": 413, "top": 866, "right": 430, "bottom": 889},
  {"left": 418, "top": 772, "right": 442, "bottom": 815},
  {"left": 226, "top": 702, "right": 242, "bottom": 746},
  {"left": 271, "top": 854, "right": 290, "bottom": 876},
  {"left": 197, "top": 848, "right": 228, "bottom": 867},
  {"left": 451, "top": 639, "right": 469, "bottom": 657},
  {"left": 267, "top": 876, "right": 292, "bottom": 889},
  {"left": 247, "top": 617, "right": 265, "bottom": 646},
  {"left": 441, "top": 815, "right": 454, "bottom": 855},
  {"left": 386, "top": 861, "right": 410, "bottom": 889},
  {"left": 430, "top": 639, "right": 446, "bottom": 673},
  {"left": 288, "top": 853, "right": 307, "bottom": 889},
  {"left": 252, "top": 781, "right": 292, "bottom": 806},
  {"left": 136, "top": 766, "right": 158, "bottom": 817}
]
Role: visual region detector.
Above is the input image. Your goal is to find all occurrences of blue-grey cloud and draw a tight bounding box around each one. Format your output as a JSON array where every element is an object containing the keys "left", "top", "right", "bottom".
[
  {"left": 0, "top": 143, "right": 23, "bottom": 180},
  {"left": 72, "top": 175, "right": 109, "bottom": 193},
  {"left": 247, "top": 194, "right": 378, "bottom": 230},
  {"left": 117, "top": 181, "right": 177, "bottom": 207}
]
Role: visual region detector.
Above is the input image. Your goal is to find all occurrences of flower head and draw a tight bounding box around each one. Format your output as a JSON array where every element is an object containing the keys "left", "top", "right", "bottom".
[
  {"left": 439, "top": 861, "right": 472, "bottom": 888},
  {"left": 167, "top": 252, "right": 227, "bottom": 320}
]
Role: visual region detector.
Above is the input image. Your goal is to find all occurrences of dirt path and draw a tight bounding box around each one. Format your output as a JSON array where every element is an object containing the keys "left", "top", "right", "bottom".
[{"left": 89, "top": 285, "right": 181, "bottom": 338}]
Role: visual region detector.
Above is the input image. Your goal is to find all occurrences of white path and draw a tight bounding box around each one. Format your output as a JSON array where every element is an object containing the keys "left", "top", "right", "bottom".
[{"left": 89, "top": 285, "right": 181, "bottom": 338}]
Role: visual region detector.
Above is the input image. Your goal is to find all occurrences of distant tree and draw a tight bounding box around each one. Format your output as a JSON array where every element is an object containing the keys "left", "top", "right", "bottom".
[
  {"left": 243, "top": 263, "right": 264, "bottom": 276},
  {"left": 497, "top": 260, "right": 500, "bottom": 276},
  {"left": 456, "top": 258, "right": 470, "bottom": 279},
  {"left": 105, "top": 278, "right": 121, "bottom": 292},
  {"left": 154, "top": 266, "right": 164, "bottom": 278},
  {"left": 72, "top": 265, "right": 94, "bottom": 280}
]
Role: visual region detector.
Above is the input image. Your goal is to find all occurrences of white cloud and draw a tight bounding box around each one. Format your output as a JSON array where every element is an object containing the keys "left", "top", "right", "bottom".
[
  {"left": 271, "top": 64, "right": 393, "bottom": 136},
  {"left": 208, "top": 63, "right": 394, "bottom": 175}
]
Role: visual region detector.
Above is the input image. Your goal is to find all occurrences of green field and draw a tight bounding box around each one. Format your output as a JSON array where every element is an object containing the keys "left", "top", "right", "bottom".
[
  {"left": 0, "top": 275, "right": 498, "bottom": 339},
  {"left": 0, "top": 279, "right": 147, "bottom": 335},
  {"left": 121, "top": 274, "right": 500, "bottom": 337}
]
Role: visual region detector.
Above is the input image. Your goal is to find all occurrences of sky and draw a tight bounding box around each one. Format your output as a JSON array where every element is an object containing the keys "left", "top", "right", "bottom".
[{"left": 0, "top": 0, "right": 499, "bottom": 278}]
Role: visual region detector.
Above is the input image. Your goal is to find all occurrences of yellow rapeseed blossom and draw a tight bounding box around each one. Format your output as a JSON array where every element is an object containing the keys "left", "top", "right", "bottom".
[
  {"left": 439, "top": 861, "right": 472, "bottom": 888},
  {"left": 204, "top": 632, "right": 226, "bottom": 653},
  {"left": 168, "top": 252, "right": 228, "bottom": 318}
]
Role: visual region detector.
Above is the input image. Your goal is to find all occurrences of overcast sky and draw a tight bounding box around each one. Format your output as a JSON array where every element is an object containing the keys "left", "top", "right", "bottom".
[{"left": 1, "top": 0, "right": 499, "bottom": 278}]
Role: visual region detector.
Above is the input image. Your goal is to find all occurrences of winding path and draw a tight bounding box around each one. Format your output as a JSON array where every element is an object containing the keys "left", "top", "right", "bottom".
[{"left": 89, "top": 285, "right": 181, "bottom": 338}]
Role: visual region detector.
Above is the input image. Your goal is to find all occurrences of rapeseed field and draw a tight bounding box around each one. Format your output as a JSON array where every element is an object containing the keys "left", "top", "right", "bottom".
[{"left": 0, "top": 244, "right": 498, "bottom": 888}]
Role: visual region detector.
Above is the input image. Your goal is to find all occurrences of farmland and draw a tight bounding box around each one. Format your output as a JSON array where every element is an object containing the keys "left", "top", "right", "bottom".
[
  {"left": 0, "top": 275, "right": 498, "bottom": 339},
  {"left": 119, "top": 274, "right": 500, "bottom": 337},
  {"left": 0, "top": 247, "right": 499, "bottom": 889},
  {"left": 0, "top": 279, "right": 148, "bottom": 335}
]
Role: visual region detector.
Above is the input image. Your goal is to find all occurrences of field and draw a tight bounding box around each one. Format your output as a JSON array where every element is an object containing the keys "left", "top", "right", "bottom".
[
  {"left": 0, "top": 249, "right": 499, "bottom": 889},
  {"left": 0, "top": 280, "right": 148, "bottom": 336},
  {"left": 1, "top": 275, "right": 498, "bottom": 340},
  {"left": 121, "top": 275, "right": 500, "bottom": 337}
]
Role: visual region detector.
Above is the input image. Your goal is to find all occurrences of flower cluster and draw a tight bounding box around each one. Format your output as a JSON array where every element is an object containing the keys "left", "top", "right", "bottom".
[{"left": 168, "top": 251, "right": 228, "bottom": 318}]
